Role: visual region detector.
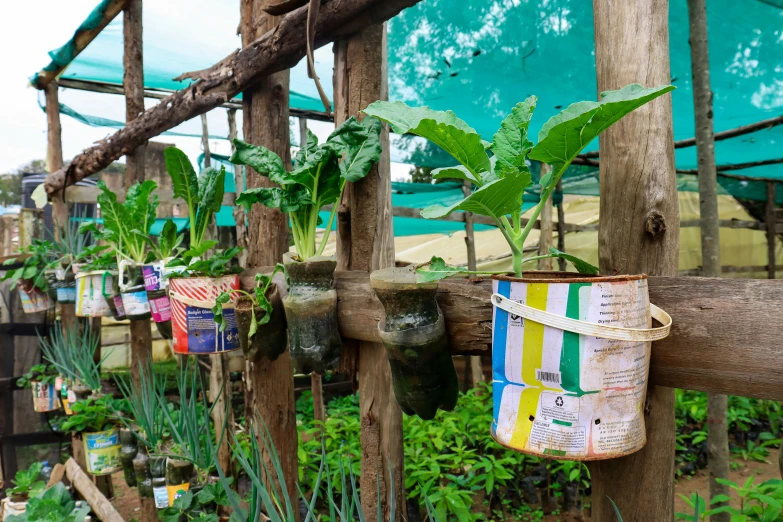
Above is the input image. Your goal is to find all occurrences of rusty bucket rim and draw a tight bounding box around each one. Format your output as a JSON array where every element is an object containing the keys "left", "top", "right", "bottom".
[{"left": 492, "top": 270, "right": 647, "bottom": 284}]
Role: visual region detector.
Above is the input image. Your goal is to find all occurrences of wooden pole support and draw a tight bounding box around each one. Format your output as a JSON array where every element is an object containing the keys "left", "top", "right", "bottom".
[
  {"left": 591, "top": 0, "right": 678, "bottom": 520},
  {"left": 64, "top": 458, "right": 124, "bottom": 522}
]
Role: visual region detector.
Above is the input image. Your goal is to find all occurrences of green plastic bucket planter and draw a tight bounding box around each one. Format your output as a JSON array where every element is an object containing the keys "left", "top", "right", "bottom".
[{"left": 82, "top": 428, "right": 122, "bottom": 475}]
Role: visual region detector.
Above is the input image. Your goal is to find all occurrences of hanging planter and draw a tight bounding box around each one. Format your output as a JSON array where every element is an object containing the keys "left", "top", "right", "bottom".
[
  {"left": 16, "top": 278, "right": 52, "bottom": 314},
  {"left": 119, "top": 429, "right": 138, "bottom": 487},
  {"left": 30, "top": 379, "right": 60, "bottom": 413},
  {"left": 75, "top": 270, "right": 115, "bottom": 317},
  {"left": 133, "top": 450, "right": 154, "bottom": 498},
  {"left": 54, "top": 267, "right": 76, "bottom": 304},
  {"left": 490, "top": 272, "right": 671, "bottom": 460},
  {"left": 102, "top": 272, "right": 126, "bottom": 321},
  {"left": 119, "top": 261, "right": 152, "bottom": 320},
  {"left": 165, "top": 458, "right": 194, "bottom": 507},
  {"left": 282, "top": 254, "right": 342, "bottom": 375},
  {"left": 150, "top": 455, "right": 169, "bottom": 509},
  {"left": 169, "top": 275, "right": 241, "bottom": 355},
  {"left": 82, "top": 428, "right": 122, "bottom": 475},
  {"left": 143, "top": 261, "right": 173, "bottom": 339},
  {"left": 370, "top": 267, "right": 459, "bottom": 420}
]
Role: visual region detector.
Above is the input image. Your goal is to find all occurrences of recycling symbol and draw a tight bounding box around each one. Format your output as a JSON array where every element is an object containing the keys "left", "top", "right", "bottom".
[{"left": 555, "top": 396, "right": 564, "bottom": 407}]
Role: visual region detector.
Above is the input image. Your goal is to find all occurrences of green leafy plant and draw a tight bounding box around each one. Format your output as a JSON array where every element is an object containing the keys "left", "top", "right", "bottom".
[
  {"left": 230, "top": 116, "right": 382, "bottom": 261},
  {"left": 16, "top": 363, "right": 58, "bottom": 389},
  {"left": 79, "top": 180, "right": 159, "bottom": 265},
  {"left": 145, "top": 219, "right": 184, "bottom": 263},
  {"left": 38, "top": 321, "right": 106, "bottom": 392},
  {"left": 733, "top": 436, "right": 780, "bottom": 463},
  {"left": 212, "top": 263, "right": 285, "bottom": 338},
  {"left": 60, "top": 395, "right": 117, "bottom": 433},
  {"left": 2, "top": 239, "right": 59, "bottom": 292},
  {"left": 158, "top": 487, "right": 230, "bottom": 522},
  {"left": 160, "top": 360, "right": 224, "bottom": 484},
  {"left": 677, "top": 478, "right": 783, "bottom": 521},
  {"left": 6, "top": 483, "right": 90, "bottom": 522},
  {"left": 113, "top": 358, "right": 168, "bottom": 452},
  {"left": 7, "top": 462, "right": 45, "bottom": 501},
  {"left": 364, "top": 83, "right": 674, "bottom": 278},
  {"left": 163, "top": 147, "right": 241, "bottom": 276}
]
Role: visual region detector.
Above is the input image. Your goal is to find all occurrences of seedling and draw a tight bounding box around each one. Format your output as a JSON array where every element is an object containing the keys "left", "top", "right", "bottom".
[{"left": 212, "top": 263, "right": 285, "bottom": 339}]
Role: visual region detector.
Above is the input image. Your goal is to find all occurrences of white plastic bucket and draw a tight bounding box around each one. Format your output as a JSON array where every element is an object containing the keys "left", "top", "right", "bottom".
[
  {"left": 75, "top": 271, "right": 115, "bottom": 317},
  {"left": 490, "top": 273, "right": 671, "bottom": 461}
]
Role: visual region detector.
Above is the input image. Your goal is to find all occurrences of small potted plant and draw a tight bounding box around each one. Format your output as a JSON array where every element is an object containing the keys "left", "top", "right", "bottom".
[
  {"left": 17, "top": 364, "right": 60, "bottom": 413},
  {"left": 212, "top": 264, "right": 287, "bottom": 362},
  {"left": 72, "top": 240, "right": 115, "bottom": 318},
  {"left": 366, "top": 84, "right": 673, "bottom": 458},
  {"left": 2, "top": 239, "right": 58, "bottom": 313},
  {"left": 80, "top": 180, "right": 158, "bottom": 320},
  {"left": 51, "top": 218, "right": 93, "bottom": 306},
  {"left": 230, "top": 116, "right": 382, "bottom": 374},
  {"left": 164, "top": 147, "right": 243, "bottom": 356},
  {"left": 61, "top": 395, "right": 122, "bottom": 476},
  {"left": 4, "top": 483, "right": 90, "bottom": 522},
  {"left": 6, "top": 462, "right": 45, "bottom": 505}
]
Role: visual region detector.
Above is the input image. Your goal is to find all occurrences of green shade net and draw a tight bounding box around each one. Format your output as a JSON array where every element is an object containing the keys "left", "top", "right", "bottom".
[{"left": 34, "top": 0, "right": 783, "bottom": 229}]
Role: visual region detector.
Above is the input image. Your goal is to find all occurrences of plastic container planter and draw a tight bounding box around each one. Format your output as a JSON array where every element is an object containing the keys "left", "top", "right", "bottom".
[
  {"left": 150, "top": 455, "right": 168, "bottom": 508},
  {"left": 31, "top": 379, "right": 60, "bottom": 413},
  {"left": 75, "top": 270, "right": 115, "bottom": 317},
  {"left": 370, "top": 267, "right": 459, "bottom": 420},
  {"left": 54, "top": 268, "right": 76, "bottom": 304},
  {"left": 16, "top": 279, "right": 52, "bottom": 314},
  {"left": 133, "top": 450, "right": 153, "bottom": 498},
  {"left": 143, "top": 261, "right": 173, "bottom": 339},
  {"left": 102, "top": 273, "right": 126, "bottom": 321},
  {"left": 165, "top": 458, "right": 195, "bottom": 507},
  {"left": 119, "top": 262, "right": 151, "bottom": 320},
  {"left": 282, "top": 254, "right": 342, "bottom": 375},
  {"left": 490, "top": 272, "right": 671, "bottom": 460},
  {"left": 119, "top": 429, "right": 138, "bottom": 487},
  {"left": 170, "top": 275, "right": 241, "bottom": 355},
  {"left": 236, "top": 283, "right": 287, "bottom": 362},
  {"left": 82, "top": 428, "right": 122, "bottom": 475}
]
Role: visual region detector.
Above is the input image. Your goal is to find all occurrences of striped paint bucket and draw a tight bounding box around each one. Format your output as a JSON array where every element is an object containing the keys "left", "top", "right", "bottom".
[
  {"left": 490, "top": 272, "right": 671, "bottom": 461},
  {"left": 169, "top": 275, "right": 241, "bottom": 355}
]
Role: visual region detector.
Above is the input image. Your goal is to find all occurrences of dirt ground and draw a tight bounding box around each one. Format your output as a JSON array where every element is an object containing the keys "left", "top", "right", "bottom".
[{"left": 105, "top": 450, "right": 781, "bottom": 522}]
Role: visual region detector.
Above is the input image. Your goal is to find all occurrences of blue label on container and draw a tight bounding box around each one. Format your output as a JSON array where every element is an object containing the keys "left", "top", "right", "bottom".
[
  {"left": 57, "top": 287, "right": 76, "bottom": 302},
  {"left": 86, "top": 431, "right": 120, "bottom": 450},
  {"left": 185, "top": 306, "right": 239, "bottom": 353}
]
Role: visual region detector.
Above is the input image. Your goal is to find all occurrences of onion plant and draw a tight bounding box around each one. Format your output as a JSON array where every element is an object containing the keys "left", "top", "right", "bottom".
[
  {"left": 114, "top": 359, "right": 168, "bottom": 452},
  {"left": 38, "top": 321, "right": 106, "bottom": 392},
  {"left": 160, "top": 360, "right": 224, "bottom": 484}
]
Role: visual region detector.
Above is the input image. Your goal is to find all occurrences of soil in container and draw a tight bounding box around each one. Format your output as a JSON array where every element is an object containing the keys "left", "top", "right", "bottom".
[
  {"left": 119, "top": 429, "right": 138, "bottom": 487},
  {"left": 235, "top": 284, "right": 287, "bottom": 362},
  {"left": 371, "top": 267, "right": 459, "bottom": 420},
  {"left": 282, "top": 254, "right": 341, "bottom": 374}
]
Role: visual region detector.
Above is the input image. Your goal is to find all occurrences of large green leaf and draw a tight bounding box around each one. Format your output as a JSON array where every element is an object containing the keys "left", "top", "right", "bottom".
[
  {"left": 194, "top": 167, "right": 225, "bottom": 246},
  {"left": 235, "top": 187, "right": 310, "bottom": 213},
  {"left": 546, "top": 247, "right": 599, "bottom": 275},
  {"left": 294, "top": 129, "right": 319, "bottom": 167},
  {"left": 164, "top": 147, "right": 199, "bottom": 216},
  {"left": 416, "top": 257, "right": 470, "bottom": 283},
  {"left": 363, "top": 101, "right": 490, "bottom": 185},
  {"left": 328, "top": 116, "right": 383, "bottom": 183},
  {"left": 420, "top": 169, "right": 532, "bottom": 219},
  {"left": 230, "top": 139, "right": 289, "bottom": 186},
  {"left": 529, "top": 84, "right": 675, "bottom": 186},
  {"left": 492, "top": 96, "right": 537, "bottom": 170},
  {"left": 290, "top": 146, "right": 342, "bottom": 207},
  {"left": 125, "top": 179, "right": 158, "bottom": 237}
]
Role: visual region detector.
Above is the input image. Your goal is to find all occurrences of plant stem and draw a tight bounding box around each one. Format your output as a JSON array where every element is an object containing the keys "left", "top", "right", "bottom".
[
  {"left": 316, "top": 203, "right": 339, "bottom": 257},
  {"left": 519, "top": 164, "right": 563, "bottom": 247}
]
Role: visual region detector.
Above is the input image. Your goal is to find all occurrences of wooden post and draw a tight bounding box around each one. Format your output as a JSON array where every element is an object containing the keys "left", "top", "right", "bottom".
[
  {"left": 227, "top": 109, "right": 248, "bottom": 267},
  {"left": 64, "top": 458, "right": 124, "bottom": 522},
  {"left": 123, "top": 1, "right": 155, "bottom": 520},
  {"left": 591, "top": 0, "right": 678, "bottom": 520},
  {"left": 462, "top": 182, "right": 483, "bottom": 387},
  {"left": 240, "top": 1, "right": 298, "bottom": 511},
  {"left": 555, "top": 180, "right": 566, "bottom": 271},
  {"left": 687, "top": 0, "right": 729, "bottom": 516},
  {"left": 201, "top": 114, "right": 212, "bottom": 168},
  {"left": 209, "top": 354, "right": 233, "bottom": 477},
  {"left": 767, "top": 182, "right": 776, "bottom": 280},
  {"left": 537, "top": 163, "right": 553, "bottom": 270},
  {"left": 334, "top": 24, "right": 404, "bottom": 522}
]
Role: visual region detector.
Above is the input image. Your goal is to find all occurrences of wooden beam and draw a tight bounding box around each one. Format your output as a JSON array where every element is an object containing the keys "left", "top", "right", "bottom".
[
  {"left": 32, "top": 0, "right": 131, "bottom": 89},
  {"left": 43, "top": 0, "right": 423, "bottom": 195},
  {"left": 335, "top": 23, "right": 405, "bottom": 522},
  {"left": 201, "top": 114, "right": 212, "bottom": 168},
  {"left": 767, "top": 181, "right": 777, "bottom": 280},
  {"left": 57, "top": 78, "right": 333, "bottom": 122},
  {"left": 591, "top": 0, "right": 677, "bottom": 520},
  {"left": 64, "top": 458, "right": 124, "bottom": 522},
  {"left": 679, "top": 264, "right": 783, "bottom": 276},
  {"left": 241, "top": 2, "right": 298, "bottom": 513},
  {"left": 239, "top": 270, "right": 783, "bottom": 401}
]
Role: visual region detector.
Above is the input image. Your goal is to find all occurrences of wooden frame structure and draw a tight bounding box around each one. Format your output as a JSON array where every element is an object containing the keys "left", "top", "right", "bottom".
[{"left": 7, "top": 0, "right": 779, "bottom": 521}]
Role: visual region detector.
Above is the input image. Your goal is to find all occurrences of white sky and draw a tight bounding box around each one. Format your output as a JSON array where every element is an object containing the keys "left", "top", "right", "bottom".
[{"left": 0, "top": 1, "right": 411, "bottom": 180}]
